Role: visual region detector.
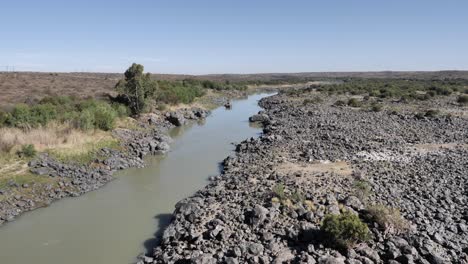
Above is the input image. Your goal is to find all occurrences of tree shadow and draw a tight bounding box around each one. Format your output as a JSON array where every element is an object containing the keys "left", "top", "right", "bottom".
[{"left": 143, "top": 213, "right": 174, "bottom": 254}]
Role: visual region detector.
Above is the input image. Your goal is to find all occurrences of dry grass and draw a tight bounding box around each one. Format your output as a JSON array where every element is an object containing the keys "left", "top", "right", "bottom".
[
  {"left": 366, "top": 204, "right": 410, "bottom": 237},
  {"left": 47, "top": 137, "right": 120, "bottom": 165},
  {"left": 0, "top": 122, "right": 115, "bottom": 154},
  {"left": 0, "top": 122, "right": 120, "bottom": 193}
]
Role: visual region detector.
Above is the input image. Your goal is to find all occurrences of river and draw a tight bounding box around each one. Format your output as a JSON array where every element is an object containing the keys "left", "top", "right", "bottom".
[{"left": 0, "top": 92, "right": 273, "bottom": 264}]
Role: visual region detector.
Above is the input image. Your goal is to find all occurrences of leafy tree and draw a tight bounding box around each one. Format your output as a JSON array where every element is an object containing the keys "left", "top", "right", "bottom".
[{"left": 115, "top": 63, "right": 158, "bottom": 115}]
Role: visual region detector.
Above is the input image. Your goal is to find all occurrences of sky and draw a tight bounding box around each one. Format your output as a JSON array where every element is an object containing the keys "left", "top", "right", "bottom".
[{"left": 1, "top": 0, "right": 467, "bottom": 74}]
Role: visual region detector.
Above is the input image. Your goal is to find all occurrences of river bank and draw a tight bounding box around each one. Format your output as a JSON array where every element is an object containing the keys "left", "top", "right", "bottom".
[
  {"left": 145, "top": 90, "right": 468, "bottom": 263},
  {"left": 0, "top": 92, "right": 275, "bottom": 264},
  {"left": 0, "top": 106, "right": 211, "bottom": 224},
  {"left": 0, "top": 86, "right": 281, "bottom": 226}
]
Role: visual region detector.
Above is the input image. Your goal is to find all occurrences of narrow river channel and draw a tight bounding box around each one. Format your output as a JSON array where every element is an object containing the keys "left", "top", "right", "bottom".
[{"left": 0, "top": 92, "right": 274, "bottom": 264}]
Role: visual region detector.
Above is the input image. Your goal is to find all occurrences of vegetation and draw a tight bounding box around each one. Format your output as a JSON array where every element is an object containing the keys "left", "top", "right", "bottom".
[
  {"left": 271, "top": 184, "right": 307, "bottom": 208},
  {"left": 334, "top": 100, "right": 347, "bottom": 106},
  {"left": 366, "top": 204, "right": 410, "bottom": 236},
  {"left": 347, "top": 98, "right": 362, "bottom": 107},
  {"left": 302, "top": 96, "right": 323, "bottom": 105},
  {"left": 321, "top": 211, "right": 370, "bottom": 248},
  {"left": 353, "top": 180, "right": 372, "bottom": 203},
  {"left": 318, "top": 78, "right": 468, "bottom": 99},
  {"left": 47, "top": 137, "right": 120, "bottom": 165},
  {"left": 272, "top": 183, "right": 286, "bottom": 201},
  {"left": 155, "top": 80, "right": 205, "bottom": 105},
  {"left": 115, "top": 63, "right": 158, "bottom": 115},
  {"left": 0, "top": 96, "right": 122, "bottom": 131},
  {"left": 17, "top": 144, "right": 37, "bottom": 158},
  {"left": 370, "top": 103, "right": 383, "bottom": 112},
  {"left": 424, "top": 109, "right": 440, "bottom": 118}
]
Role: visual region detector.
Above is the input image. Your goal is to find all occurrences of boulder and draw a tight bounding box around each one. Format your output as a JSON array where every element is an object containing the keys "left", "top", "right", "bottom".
[
  {"left": 166, "top": 112, "right": 186, "bottom": 126},
  {"left": 249, "top": 113, "right": 270, "bottom": 123}
]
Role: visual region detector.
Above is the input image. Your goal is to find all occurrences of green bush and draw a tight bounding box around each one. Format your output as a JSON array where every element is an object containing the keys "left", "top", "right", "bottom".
[
  {"left": 17, "top": 144, "right": 37, "bottom": 158},
  {"left": 347, "top": 98, "right": 361, "bottom": 107},
  {"left": 112, "top": 103, "right": 129, "bottom": 117},
  {"left": 321, "top": 211, "right": 370, "bottom": 248},
  {"left": 31, "top": 103, "right": 57, "bottom": 126},
  {"left": 76, "top": 109, "right": 95, "bottom": 130},
  {"left": 8, "top": 104, "right": 33, "bottom": 127},
  {"left": 353, "top": 180, "right": 372, "bottom": 203},
  {"left": 370, "top": 103, "right": 383, "bottom": 112},
  {"left": 0, "top": 110, "right": 8, "bottom": 127},
  {"left": 1, "top": 96, "right": 121, "bottom": 132},
  {"left": 425, "top": 109, "right": 440, "bottom": 118},
  {"left": 93, "top": 103, "right": 117, "bottom": 131},
  {"left": 156, "top": 84, "right": 205, "bottom": 105}
]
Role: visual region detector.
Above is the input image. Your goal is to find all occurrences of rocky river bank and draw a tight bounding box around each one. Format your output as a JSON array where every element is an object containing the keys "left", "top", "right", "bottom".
[
  {"left": 144, "top": 91, "right": 468, "bottom": 263},
  {"left": 0, "top": 107, "right": 210, "bottom": 225}
]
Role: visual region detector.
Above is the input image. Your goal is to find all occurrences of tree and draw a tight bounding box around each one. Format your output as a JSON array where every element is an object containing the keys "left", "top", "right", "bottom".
[{"left": 115, "top": 63, "right": 158, "bottom": 115}]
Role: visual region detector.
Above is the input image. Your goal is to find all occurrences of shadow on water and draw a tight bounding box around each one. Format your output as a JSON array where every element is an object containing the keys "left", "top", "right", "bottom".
[{"left": 143, "top": 213, "right": 174, "bottom": 254}]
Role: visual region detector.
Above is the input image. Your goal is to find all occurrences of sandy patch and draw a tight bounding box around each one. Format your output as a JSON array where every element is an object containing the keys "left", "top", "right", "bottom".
[
  {"left": 410, "top": 143, "right": 468, "bottom": 154},
  {"left": 277, "top": 160, "right": 352, "bottom": 177}
]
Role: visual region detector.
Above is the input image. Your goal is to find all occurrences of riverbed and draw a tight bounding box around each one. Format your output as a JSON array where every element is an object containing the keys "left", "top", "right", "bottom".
[{"left": 0, "top": 92, "right": 273, "bottom": 264}]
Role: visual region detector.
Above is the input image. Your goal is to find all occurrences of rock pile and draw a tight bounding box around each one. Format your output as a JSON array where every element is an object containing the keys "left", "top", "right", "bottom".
[{"left": 145, "top": 93, "right": 467, "bottom": 263}]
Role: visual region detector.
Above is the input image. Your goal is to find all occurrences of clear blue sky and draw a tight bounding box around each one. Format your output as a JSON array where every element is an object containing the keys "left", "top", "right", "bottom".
[{"left": 1, "top": 0, "right": 467, "bottom": 74}]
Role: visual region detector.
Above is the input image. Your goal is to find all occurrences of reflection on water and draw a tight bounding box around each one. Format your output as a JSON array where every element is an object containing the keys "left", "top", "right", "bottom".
[{"left": 0, "top": 93, "right": 274, "bottom": 264}]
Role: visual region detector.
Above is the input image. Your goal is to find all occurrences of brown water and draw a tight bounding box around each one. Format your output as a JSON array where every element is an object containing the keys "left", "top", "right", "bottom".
[{"left": 0, "top": 93, "right": 273, "bottom": 264}]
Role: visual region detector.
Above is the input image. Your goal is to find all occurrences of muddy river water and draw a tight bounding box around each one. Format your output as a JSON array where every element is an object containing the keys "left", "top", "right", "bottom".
[{"left": 0, "top": 93, "right": 273, "bottom": 264}]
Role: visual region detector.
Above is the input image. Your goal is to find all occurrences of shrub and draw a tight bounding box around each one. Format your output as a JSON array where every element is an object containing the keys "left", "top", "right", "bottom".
[
  {"left": 76, "top": 109, "right": 95, "bottom": 130},
  {"left": 291, "top": 190, "right": 305, "bottom": 203},
  {"left": 353, "top": 180, "right": 372, "bottom": 203},
  {"left": 347, "top": 98, "right": 361, "bottom": 107},
  {"left": 370, "top": 103, "right": 383, "bottom": 112},
  {"left": 0, "top": 111, "right": 8, "bottom": 127},
  {"left": 272, "top": 183, "right": 286, "bottom": 200},
  {"left": 156, "top": 104, "right": 167, "bottom": 111},
  {"left": 156, "top": 85, "right": 205, "bottom": 105},
  {"left": 321, "top": 211, "right": 370, "bottom": 248},
  {"left": 303, "top": 96, "right": 323, "bottom": 105},
  {"left": 31, "top": 103, "right": 57, "bottom": 126},
  {"left": 112, "top": 103, "right": 129, "bottom": 117},
  {"left": 458, "top": 95, "right": 468, "bottom": 104},
  {"left": 17, "top": 144, "right": 37, "bottom": 158},
  {"left": 366, "top": 204, "right": 410, "bottom": 236},
  {"left": 334, "top": 100, "right": 346, "bottom": 106},
  {"left": 8, "top": 104, "right": 33, "bottom": 127},
  {"left": 425, "top": 109, "right": 440, "bottom": 118},
  {"left": 93, "top": 103, "right": 117, "bottom": 131}
]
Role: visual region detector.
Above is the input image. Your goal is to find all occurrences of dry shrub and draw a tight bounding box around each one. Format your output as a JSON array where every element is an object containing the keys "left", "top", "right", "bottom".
[{"left": 366, "top": 204, "right": 410, "bottom": 237}]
